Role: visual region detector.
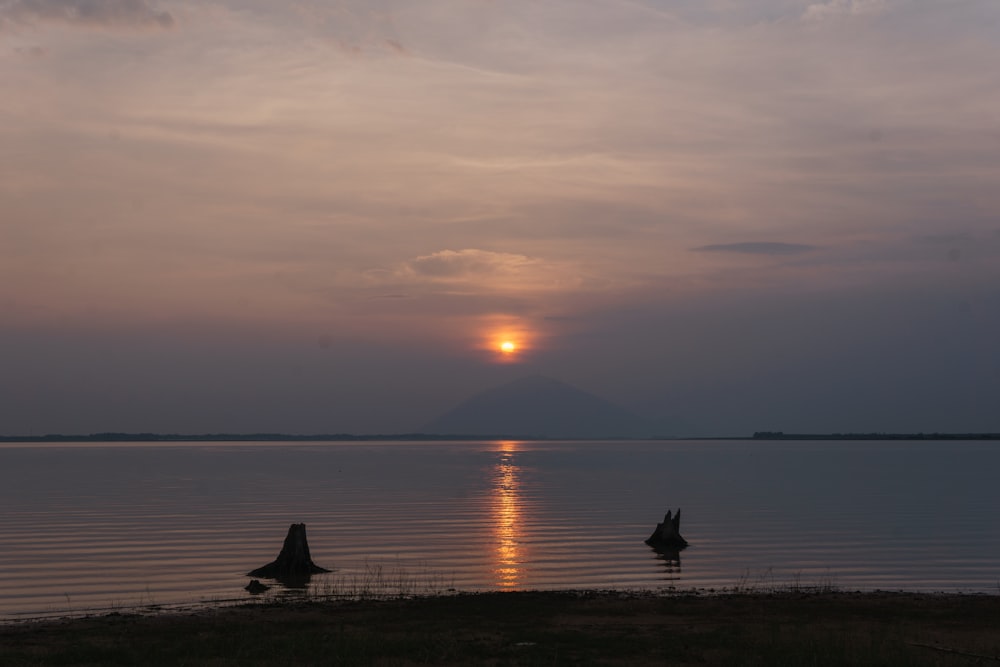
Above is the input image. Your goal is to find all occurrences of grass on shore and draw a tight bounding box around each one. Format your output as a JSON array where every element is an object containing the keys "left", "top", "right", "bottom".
[{"left": 3, "top": 589, "right": 999, "bottom": 666}]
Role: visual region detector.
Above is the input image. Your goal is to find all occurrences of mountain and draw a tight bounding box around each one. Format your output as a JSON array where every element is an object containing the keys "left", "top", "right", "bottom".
[{"left": 422, "top": 375, "right": 654, "bottom": 438}]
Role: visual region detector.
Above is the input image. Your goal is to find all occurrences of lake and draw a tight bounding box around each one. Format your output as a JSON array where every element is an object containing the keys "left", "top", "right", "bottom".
[{"left": 1, "top": 439, "right": 998, "bottom": 619}]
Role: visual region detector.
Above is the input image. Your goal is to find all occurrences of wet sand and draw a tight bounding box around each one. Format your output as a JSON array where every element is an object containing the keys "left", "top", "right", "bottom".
[{"left": 3, "top": 590, "right": 999, "bottom": 665}]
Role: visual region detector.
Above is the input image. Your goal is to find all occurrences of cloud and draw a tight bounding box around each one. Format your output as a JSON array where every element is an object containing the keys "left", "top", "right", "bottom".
[
  {"left": 693, "top": 242, "right": 819, "bottom": 256},
  {"left": 384, "top": 38, "right": 407, "bottom": 55},
  {"left": 803, "top": 0, "right": 891, "bottom": 21},
  {"left": 0, "top": 0, "right": 173, "bottom": 30},
  {"left": 11, "top": 44, "right": 46, "bottom": 56},
  {"left": 379, "top": 248, "right": 587, "bottom": 298},
  {"left": 405, "top": 249, "right": 538, "bottom": 280},
  {"left": 915, "top": 233, "right": 972, "bottom": 245}
]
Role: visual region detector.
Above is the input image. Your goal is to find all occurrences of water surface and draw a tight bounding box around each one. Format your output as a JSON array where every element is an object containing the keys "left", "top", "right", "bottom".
[{"left": 1, "top": 439, "right": 998, "bottom": 619}]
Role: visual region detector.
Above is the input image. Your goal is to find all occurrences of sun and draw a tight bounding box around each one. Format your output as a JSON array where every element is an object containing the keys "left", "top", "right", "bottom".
[{"left": 477, "top": 316, "right": 536, "bottom": 364}]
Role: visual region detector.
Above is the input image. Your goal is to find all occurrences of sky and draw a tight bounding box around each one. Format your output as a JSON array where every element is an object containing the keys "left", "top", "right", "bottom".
[{"left": 2, "top": 0, "right": 999, "bottom": 436}]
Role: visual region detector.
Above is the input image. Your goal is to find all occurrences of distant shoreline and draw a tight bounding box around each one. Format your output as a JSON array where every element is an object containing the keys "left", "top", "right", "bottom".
[
  {"left": 751, "top": 431, "right": 1000, "bottom": 441},
  {"left": 1, "top": 431, "right": 999, "bottom": 443},
  {"left": 0, "top": 433, "right": 501, "bottom": 443}
]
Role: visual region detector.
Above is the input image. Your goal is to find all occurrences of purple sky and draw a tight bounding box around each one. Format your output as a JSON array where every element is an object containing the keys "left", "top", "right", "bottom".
[{"left": 2, "top": 0, "right": 999, "bottom": 435}]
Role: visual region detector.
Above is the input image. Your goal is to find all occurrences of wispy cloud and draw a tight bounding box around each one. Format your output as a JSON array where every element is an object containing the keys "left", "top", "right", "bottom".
[
  {"left": 914, "top": 233, "right": 971, "bottom": 245},
  {"left": 330, "top": 249, "right": 591, "bottom": 305},
  {"left": 405, "top": 249, "right": 538, "bottom": 280},
  {"left": 803, "top": 0, "right": 891, "bottom": 22},
  {"left": 11, "top": 44, "right": 46, "bottom": 56},
  {"left": 0, "top": 0, "right": 173, "bottom": 30},
  {"left": 693, "top": 242, "right": 819, "bottom": 256}
]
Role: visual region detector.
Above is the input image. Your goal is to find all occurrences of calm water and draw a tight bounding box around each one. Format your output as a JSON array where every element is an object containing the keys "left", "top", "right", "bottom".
[{"left": 1, "top": 439, "right": 998, "bottom": 619}]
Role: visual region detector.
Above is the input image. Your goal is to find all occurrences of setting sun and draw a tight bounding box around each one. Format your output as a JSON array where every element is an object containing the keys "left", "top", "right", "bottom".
[{"left": 475, "top": 315, "right": 540, "bottom": 364}]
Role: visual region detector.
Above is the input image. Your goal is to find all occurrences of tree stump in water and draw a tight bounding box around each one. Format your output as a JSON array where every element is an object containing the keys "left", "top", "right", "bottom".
[
  {"left": 645, "top": 509, "right": 689, "bottom": 549},
  {"left": 247, "top": 523, "right": 330, "bottom": 580}
]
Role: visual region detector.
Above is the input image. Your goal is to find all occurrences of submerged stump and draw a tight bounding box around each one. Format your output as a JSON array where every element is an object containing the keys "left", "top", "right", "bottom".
[
  {"left": 247, "top": 523, "right": 330, "bottom": 581},
  {"left": 645, "top": 508, "right": 689, "bottom": 550}
]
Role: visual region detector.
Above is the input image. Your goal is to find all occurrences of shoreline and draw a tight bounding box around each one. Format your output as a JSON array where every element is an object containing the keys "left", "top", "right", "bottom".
[
  {"left": 5, "top": 582, "right": 997, "bottom": 625},
  {"left": 3, "top": 589, "right": 999, "bottom": 665}
]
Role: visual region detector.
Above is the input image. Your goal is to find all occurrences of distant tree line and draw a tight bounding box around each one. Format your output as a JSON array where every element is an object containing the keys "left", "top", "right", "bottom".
[
  {"left": 0, "top": 432, "right": 487, "bottom": 443},
  {"left": 753, "top": 431, "right": 1000, "bottom": 440},
  {"left": 0, "top": 431, "right": 643, "bottom": 443}
]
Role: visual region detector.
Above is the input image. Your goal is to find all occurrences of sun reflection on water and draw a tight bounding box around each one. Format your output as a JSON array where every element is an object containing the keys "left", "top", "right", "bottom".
[{"left": 492, "top": 441, "right": 522, "bottom": 588}]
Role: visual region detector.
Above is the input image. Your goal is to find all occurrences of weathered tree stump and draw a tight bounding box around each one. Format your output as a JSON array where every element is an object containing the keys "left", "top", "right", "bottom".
[
  {"left": 247, "top": 523, "right": 330, "bottom": 580},
  {"left": 645, "top": 508, "right": 689, "bottom": 549}
]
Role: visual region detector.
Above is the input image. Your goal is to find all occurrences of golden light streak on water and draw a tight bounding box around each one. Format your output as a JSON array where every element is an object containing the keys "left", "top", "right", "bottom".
[{"left": 492, "top": 441, "right": 522, "bottom": 588}]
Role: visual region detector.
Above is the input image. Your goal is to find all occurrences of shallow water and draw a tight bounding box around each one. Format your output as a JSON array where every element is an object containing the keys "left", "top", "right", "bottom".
[{"left": 1, "top": 439, "right": 998, "bottom": 618}]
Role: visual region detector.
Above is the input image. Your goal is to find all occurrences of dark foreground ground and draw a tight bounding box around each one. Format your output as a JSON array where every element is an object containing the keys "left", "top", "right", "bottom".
[{"left": 2, "top": 591, "right": 999, "bottom": 666}]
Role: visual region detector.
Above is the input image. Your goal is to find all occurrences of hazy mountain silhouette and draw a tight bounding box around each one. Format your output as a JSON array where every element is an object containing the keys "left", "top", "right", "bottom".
[
  {"left": 422, "top": 375, "right": 654, "bottom": 438},
  {"left": 651, "top": 414, "right": 710, "bottom": 438}
]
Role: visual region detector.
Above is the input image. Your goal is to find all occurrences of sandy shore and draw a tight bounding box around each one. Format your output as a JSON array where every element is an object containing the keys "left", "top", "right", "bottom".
[{"left": 2, "top": 590, "right": 999, "bottom": 665}]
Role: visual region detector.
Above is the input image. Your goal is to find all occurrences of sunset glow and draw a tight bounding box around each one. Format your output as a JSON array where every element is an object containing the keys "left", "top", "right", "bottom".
[
  {"left": 2, "top": 1, "right": 999, "bottom": 436},
  {"left": 489, "top": 334, "right": 526, "bottom": 363},
  {"left": 489, "top": 340, "right": 524, "bottom": 364},
  {"left": 476, "top": 315, "right": 537, "bottom": 364}
]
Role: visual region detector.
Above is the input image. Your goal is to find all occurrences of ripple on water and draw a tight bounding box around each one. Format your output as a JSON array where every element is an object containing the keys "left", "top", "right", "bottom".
[{"left": 2, "top": 439, "right": 1000, "bottom": 618}]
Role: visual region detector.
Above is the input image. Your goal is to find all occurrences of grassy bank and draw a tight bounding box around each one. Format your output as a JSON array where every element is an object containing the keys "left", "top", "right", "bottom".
[{"left": 3, "top": 590, "right": 999, "bottom": 666}]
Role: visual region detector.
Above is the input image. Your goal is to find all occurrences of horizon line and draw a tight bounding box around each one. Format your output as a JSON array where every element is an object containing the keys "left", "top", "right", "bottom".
[{"left": 2, "top": 431, "right": 999, "bottom": 443}]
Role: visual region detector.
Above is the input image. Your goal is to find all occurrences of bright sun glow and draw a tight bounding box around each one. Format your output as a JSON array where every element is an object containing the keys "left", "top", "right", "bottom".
[{"left": 477, "top": 316, "right": 536, "bottom": 364}]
